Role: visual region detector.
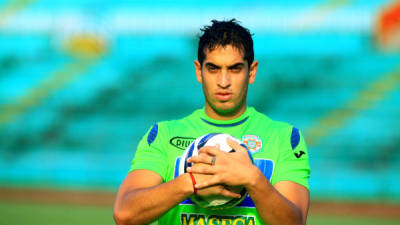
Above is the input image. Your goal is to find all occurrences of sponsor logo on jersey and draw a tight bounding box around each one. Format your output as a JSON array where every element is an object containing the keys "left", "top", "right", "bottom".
[
  {"left": 170, "top": 136, "right": 196, "bottom": 150},
  {"left": 242, "top": 135, "right": 262, "bottom": 154},
  {"left": 181, "top": 213, "right": 255, "bottom": 225}
]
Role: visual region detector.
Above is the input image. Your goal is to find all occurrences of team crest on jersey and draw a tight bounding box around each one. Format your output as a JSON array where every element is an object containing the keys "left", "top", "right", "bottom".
[{"left": 242, "top": 135, "right": 262, "bottom": 154}]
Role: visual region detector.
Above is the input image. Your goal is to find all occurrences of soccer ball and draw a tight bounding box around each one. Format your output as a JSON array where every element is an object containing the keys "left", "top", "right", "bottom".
[{"left": 178, "top": 133, "right": 254, "bottom": 210}]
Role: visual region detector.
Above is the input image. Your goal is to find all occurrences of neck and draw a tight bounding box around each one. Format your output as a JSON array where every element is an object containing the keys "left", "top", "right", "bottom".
[{"left": 204, "top": 104, "right": 247, "bottom": 121}]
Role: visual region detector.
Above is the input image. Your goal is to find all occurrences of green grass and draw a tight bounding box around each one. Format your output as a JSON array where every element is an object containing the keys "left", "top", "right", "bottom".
[
  {"left": 307, "top": 214, "right": 400, "bottom": 225},
  {"left": 0, "top": 202, "right": 115, "bottom": 225},
  {"left": 1, "top": 201, "right": 400, "bottom": 225}
]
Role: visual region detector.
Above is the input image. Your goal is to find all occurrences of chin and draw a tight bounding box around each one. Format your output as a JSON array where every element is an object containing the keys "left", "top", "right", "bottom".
[{"left": 213, "top": 104, "right": 239, "bottom": 115}]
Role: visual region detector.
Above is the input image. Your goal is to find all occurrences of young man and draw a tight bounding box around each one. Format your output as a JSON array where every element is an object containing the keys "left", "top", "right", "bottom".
[{"left": 114, "top": 19, "right": 310, "bottom": 225}]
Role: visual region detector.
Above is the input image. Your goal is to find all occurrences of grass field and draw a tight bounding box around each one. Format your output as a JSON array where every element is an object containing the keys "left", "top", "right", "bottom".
[
  {"left": 1, "top": 201, "right": 400, "bottom": 225},
  {"left": 0, "top": 202, "right": 114, "bottom": 225}
]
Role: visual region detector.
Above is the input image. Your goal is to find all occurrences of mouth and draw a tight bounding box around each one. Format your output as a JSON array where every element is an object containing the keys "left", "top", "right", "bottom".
[{"left": 215, "top": 92, "right": 233, "bottom": 101}]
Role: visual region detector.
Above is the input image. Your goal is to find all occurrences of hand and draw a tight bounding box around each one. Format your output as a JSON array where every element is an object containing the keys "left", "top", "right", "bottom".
[
  {"left": 187, "top": 138, "right": 257, "bottom": 189},
  {"left": 190, "top": 162, "right": 241, "bottom": 199}
]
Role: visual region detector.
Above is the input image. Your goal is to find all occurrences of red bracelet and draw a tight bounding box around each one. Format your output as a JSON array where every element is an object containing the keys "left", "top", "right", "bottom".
[{"left": 188, "top": 172, "right": 197, "bottom": 195}]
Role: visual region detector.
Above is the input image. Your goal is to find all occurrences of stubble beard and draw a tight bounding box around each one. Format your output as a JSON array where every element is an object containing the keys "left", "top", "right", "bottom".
[{"left": 205, "top": 92, "right": 247, "bottom": 118}]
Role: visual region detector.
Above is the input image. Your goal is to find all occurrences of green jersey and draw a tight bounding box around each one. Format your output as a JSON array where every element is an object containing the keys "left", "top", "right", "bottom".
[{"left": 130, "top": 107, "right": 310, "bottom": 225}]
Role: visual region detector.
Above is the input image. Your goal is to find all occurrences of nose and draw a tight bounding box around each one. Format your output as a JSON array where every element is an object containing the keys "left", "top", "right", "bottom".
[{"left": 217, "top": 69, "right": 231, "bottom": 89}]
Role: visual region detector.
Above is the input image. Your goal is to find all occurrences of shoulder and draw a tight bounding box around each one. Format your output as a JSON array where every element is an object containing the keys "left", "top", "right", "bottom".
[
  {"left": 251, "top": 107, "right": 294, "bottom": 132},
  {"left": 146, "top": 109, "right": 201, "bottom": 139},
  {"left": 250, "top": 107, "right": 302, "bottom": 143},
  {"left": 157, "top": 109, "right": 201, "bottom": 128}
]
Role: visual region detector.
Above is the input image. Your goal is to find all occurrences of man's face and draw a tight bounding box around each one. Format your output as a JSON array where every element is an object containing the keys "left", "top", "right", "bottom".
[{"left": 194, "top": 45, "right": 258, "bottom": 119}]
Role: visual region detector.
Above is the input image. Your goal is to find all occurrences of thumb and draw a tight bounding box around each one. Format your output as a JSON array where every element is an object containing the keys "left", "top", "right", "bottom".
[
  {"left": 227, "top": 137, "right": 247, "bottom": 153},
  {"left": 227, "top": 138, "right": 254, "bottom": 164}
]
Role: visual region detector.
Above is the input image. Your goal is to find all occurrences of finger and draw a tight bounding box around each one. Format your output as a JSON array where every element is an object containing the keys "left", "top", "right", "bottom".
[
  {"left": 227, "top": 138, "right": 247, "bottom": 153},
  {"left": 188, "top": 154, "right": 213, "bottom": 164},
  {"left": 219, "top": 188, "right": 241, "bottom": 199},
  {"left": 198, "top": 145, "right": 223, "bottom": 156},
  {"left": 187, "top": 164, "right": 215, "bottom": 174},
  {"left": 195, "top": 175, "right": 220, "bottom": 188}
]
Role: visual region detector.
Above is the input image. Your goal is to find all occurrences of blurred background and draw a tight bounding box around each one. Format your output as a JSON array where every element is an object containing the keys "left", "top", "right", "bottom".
[{"left": 0, "top": 0, "right": 399, "bottom": 224}]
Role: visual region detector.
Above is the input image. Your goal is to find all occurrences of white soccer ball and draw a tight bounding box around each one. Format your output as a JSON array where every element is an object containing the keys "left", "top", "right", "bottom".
[{"left": 179, "top": 133, "right": 254, "bottom": 210}]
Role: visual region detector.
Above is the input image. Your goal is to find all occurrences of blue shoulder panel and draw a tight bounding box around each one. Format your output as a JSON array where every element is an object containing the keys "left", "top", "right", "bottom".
[
  {"left": 291, "top": 127, "right": 300, "bottom": 150},
  {"left": 147, "top": 124, "right": 158, "bottom": 146}
]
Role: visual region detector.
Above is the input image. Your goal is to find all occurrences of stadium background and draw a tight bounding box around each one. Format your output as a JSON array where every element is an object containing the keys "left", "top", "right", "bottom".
[{"left": 1, "top": 0, "right": 399, "bottom": 224}]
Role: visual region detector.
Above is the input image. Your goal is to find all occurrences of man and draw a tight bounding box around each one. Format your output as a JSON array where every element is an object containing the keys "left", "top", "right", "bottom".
[{"left": 114, "top": 19, "right": 310, "bottom": 225}]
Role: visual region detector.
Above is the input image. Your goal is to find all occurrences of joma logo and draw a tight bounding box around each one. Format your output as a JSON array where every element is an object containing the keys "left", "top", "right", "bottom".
[{"left": 294, "top": 151, "right": 305, "bottom": 159}]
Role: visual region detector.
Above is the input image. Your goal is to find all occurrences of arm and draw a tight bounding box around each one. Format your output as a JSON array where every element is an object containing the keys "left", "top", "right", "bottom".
[
  {"left": 115, "top": 122, "right": 244, "bottom": 225},
  {"left": 187, "top": 139, "right": 309, "bottom": 225},
  {"left": 273, "top": 180, "right": 310, "bottom": 225},
  {"left": 113, "top": 169, "right": 193, "bottom": 225},
  {"left": 245, "top": 167, "right": 309, "bottom": 225},
  {"left": 114, "top": 168, "right": 241, "bottom": 225}
]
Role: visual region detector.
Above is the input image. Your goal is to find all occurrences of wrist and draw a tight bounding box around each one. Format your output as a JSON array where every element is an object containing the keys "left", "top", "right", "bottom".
[
  {"left": 245, "top": 165, "right": 265, "bottom": 191},
  {"left": 180, "top": 173, "right": 195, "bottom": 195},
  {"left": 188, "top": 172, "right": 197, "bottom": 195}
]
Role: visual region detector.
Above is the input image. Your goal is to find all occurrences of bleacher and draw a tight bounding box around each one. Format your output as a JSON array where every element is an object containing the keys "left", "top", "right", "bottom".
[{"left": 0, "top": 0, "right": 399, "bottom": 201}]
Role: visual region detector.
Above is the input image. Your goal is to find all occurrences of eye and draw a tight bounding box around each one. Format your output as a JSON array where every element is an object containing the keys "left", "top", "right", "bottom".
[
  {"left": 230, "top": 67, "right": 242, "bottom": 73},
  {"left": 207, "top": 66, "right": 219, "bottom": 73}
]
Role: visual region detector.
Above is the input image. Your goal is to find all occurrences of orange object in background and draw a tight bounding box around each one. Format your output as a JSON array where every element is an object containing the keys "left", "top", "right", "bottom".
[{"left": 377, "top": 1, "right": 400, "bottom": 51}]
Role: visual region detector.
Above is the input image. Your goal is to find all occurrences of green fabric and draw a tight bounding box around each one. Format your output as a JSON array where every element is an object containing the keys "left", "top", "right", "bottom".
[{"left": 130, "top": 107, "right": 310, "bottom": 225}]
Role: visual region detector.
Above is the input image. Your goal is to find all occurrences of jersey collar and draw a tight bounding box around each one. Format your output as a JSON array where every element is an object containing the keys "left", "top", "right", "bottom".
[{"left": 199, "top": 107, "right": 252, "bottom": 127}]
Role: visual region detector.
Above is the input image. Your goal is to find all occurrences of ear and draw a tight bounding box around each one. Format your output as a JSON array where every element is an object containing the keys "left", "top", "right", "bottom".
[
  {"left": 248, "top": 61, "right": 258, "bottom": 84},
  {"left": 194, "top": 60, "right": 203, "bottom": 84}
]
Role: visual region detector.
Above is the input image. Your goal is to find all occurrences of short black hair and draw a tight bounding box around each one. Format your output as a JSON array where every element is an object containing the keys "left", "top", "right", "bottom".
[{"left": 197, "top": 19, "right": 254, "bottom": 66}]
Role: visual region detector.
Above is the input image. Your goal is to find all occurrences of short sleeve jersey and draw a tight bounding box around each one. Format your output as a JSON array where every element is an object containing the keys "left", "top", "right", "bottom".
[{"left": 130, "top": 107, "right": 310, "bottom": 225}]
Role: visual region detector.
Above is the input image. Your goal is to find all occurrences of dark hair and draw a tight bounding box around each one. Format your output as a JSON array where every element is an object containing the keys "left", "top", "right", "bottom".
[{"left": 197, "top": 19, "right": 254, "bottom": 66}]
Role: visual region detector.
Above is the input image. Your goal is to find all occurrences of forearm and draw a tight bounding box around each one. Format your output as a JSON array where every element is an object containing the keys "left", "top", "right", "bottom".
[
  {"left": 114, "top": 173, "right": 193, "bottom": 225},
  {"left": 246, "top": 167, "right": 302, "bottom": 225}
]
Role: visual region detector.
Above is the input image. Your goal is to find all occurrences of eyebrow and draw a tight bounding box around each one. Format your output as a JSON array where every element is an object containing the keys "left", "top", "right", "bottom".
[
  {"left": 228, "top": 63, "right": 245, "bottom": 69},
  {"left": 205, "top": 62, "right": 220, "bottom": 68},
  {"left": 204, "top": 62, "right": 245, "bottom": 69}
]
